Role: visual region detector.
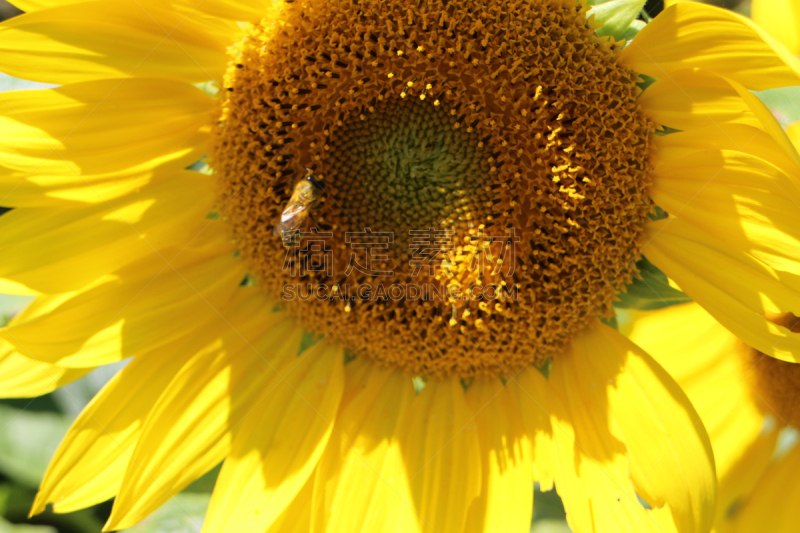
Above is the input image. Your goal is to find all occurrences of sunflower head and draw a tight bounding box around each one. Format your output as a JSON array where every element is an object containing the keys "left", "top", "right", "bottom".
[
  {"left": 15, "top": 0, "right": 800, "bottom": 531},
  {"left": 214, "top": 0, "right": 654, "bottom": 377}
]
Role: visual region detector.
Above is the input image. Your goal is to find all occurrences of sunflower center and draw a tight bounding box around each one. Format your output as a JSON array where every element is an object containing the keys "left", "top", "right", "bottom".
[
  {"left": 328, "top": 97, "right": 489, "bottom": 253},
  {"left": 743, "top": 314, "right": 800, "bottom": 428},
  {"left": 213, "top": 0, "right": 653, "bottom": 378}
]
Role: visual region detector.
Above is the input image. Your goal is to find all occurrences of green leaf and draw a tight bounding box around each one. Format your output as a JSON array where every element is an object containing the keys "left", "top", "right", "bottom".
[
  {"left": 0, "top": 484, "right": 8, "bottom": 516},
  {"left": 0, "top": 517, "right": 57, "bottom": 533},
  {"left": 613, "top": 256, "right": 692, "bottom": 311},
  {"left": 0, "top": 405, "right": 70, "bottom": 488},
  {"left": 532, "top": 484, "right": 567, "bottom": 522},
  {"left": 122, "top": 493, "right": 211, "bottom": 533},
  {"left": 588, "top": 0, "right": 647, "bottom": 40},
  {"left": 0, "top": 482, "right": 33, "bottom": 521},
  {"left": 0, "top": 480, "right": 103, "bottom": 533},
  {"left": 755, "top": 86, "right": 800, "bottom": 126}
]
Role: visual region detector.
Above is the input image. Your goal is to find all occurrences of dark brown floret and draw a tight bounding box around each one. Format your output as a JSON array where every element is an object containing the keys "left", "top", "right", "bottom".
[{"left": 213, "top": 0, "right": 653, "bottom": 377}]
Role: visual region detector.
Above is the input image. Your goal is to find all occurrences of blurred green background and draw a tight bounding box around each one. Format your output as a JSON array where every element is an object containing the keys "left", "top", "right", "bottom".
[{"left": 0, "top": 0, "right": 788, "bottom": 531}]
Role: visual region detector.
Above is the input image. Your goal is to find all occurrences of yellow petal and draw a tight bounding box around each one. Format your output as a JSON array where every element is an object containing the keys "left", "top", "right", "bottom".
[
  {"left": 32, "top": 343, "right": 193, "bottom": 514},
  {"left": 624, "top": 303, "right": 766, "bottom": 484},
  {"left": 310, "top": 364, "right": 421, "bottom": 533},
  {"left": 645, "top": 218, "right": 800, "bottom": 362},
  {"left": 204, "top": 339, "right": 345, "bottom": 533},
  {"left": 105, "top": 316, "right": 301, "bottom": 531},
  {"left": 0, "top": 278, "right": 39, "bottom": 295},
  {"left": 578, "top": 324, "right": 716, "bottom": 533},
  {"left": 788, "top": 122, "right": 800, "bottom": 151},
  {"left": 463, "top": 378, "right": 533, "bottom": 533},
  {"left": 32, "top": 293, "right": 275, "bottom": 516},
  {"left": 0, "top": 172, "right": 215, "bottom": 293},
  {"left": 312, "top": 370, "right": 482, "bottom": 533},
  {"left": 654, "top": 123, "right": 800, "bottom": 183},
  {"left": 640, "top": 69, "right": 800, "bottom": 172},
  {"left": 9, "top": 1, "right": 82, "bottom": 10},
  {"left": 12, "top": 0, "right": 266, "bottom": 22},
  {"left": 0, "top": 0, "right": 233, "bottom": 84},
  {"left": 716, "top": 427, "right": 778, "bottom": 531},
  {"left": 727, "top": 440, "right": 800, "bottom": 532},
  {"left": 513, "top": 366, "right": 668, "bottom": 533},
  {"left": 620, "top": 2, "right": 800, "bottom": 90},
  {"left": 0, "top": 338, "right": 90, "bottom": 398},
  {"left": 751, "top": 0, "right": 800, "bottom": 55},
  {"left": 0, "top": 78, "right": 211, "bottom": 180},
  {"left": 396, "top": 378, "right": 482, "bottom": 533},
  {"left": 1, "top": 166, "right": 179, "bottom": 207},
  {"left": 511, "top": 322, "right": 715, "bottom": 533},
  {"left": 650, "top": 149, "right": 800, "bottom": 275},
  {"left": 176, "top": 0, "right": 275, "bottom": 23},
  {"left": 657, "top": 321, "right": 783, "bottom": 529},
  {"left": 643, "top": 71, "right": 800, "bottom": 174},
  {"left": 1, "top": 228, "right": 246, "bottom": 367},
  {"left": 638, "top": 69, "right": 761, "bottom": 131},
  {"left": 722, "top": 76, "right": 800, "bottom": 169},
  {"left": 11, "top": 292, "right": 74, "bottom": 321},
  {"left": 265, "top": 476, "right": 314, "bottom": 533},
  {"left": 333, "top": 351, "right": 375, "bottom": 412}
]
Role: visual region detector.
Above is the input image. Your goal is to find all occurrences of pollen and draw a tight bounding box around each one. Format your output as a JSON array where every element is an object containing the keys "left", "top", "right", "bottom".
[{"left": 213, "top": 0, "right": 653, "bottom": 378}]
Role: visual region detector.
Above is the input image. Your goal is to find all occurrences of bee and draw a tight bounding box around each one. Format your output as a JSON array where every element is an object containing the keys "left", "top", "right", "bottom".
[{"left": 274, "top": 170, "right": 325, "bottom": 242}]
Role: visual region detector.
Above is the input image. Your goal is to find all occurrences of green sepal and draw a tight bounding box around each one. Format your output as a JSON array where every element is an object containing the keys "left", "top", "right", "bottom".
[
  {"left": 614, "top": 256, "right": 692, "bottom": 311},
  {"left": 412, "top": 376, "right": 427, "bottom": 394},
  {"left": 297, "top": 331, "right": 319, "bottom": 355},
  {"left": 194, "top": 80, "right": 219, "bottom": 98},
  {"left": 600, "top": 315, "right": 619, "bottom": 330},
  {"left": 534, "top": 359, "right": 551, "bottom": 379},
  {"left": 588, "top": 0, "right": 647, "bottom": 41}
]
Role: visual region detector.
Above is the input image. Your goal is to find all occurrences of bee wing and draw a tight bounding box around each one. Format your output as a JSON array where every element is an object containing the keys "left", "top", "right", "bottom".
[
  {"left": 281, "top": 202, "right": 309, "bottom": 223},
  {"left": 274, "top": 201, "right": 309, "bottom": 235}
]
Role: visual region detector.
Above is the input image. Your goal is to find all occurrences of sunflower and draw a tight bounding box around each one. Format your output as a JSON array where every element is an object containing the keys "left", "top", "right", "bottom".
[
  {"left": 1, "top": 0, "right": 800, "bottom": 531},
  {"left": 625, "top": 302, "right": 800, "bottom": 533}
]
